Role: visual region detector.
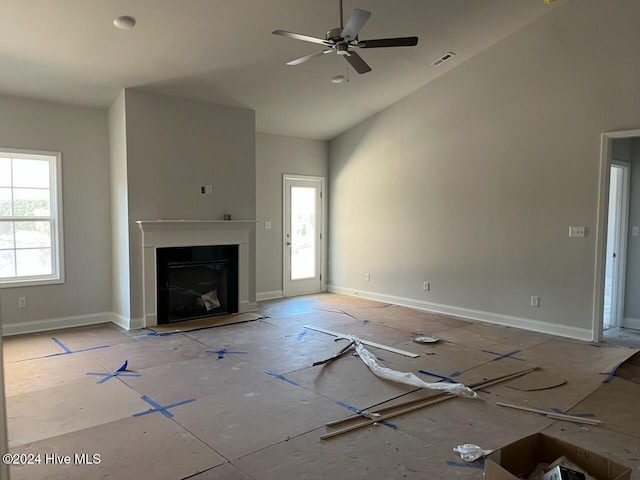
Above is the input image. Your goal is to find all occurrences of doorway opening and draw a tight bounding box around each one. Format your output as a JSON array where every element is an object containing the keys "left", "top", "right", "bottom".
[
  {"left": 595, "top": 130, "right": 639, "bottom": 346},
  {"left": 283, "top": 175, "right": 325, "bottom": 297}
]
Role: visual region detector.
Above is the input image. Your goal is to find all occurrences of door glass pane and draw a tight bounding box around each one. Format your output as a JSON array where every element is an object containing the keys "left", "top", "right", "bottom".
[{"left": 291, "top": 186, "right": 316, "bottom": 280}]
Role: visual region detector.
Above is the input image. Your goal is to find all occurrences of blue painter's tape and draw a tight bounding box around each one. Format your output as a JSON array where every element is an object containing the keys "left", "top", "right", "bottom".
[
  {"left": 147, "top": 331, "right": 174, "bottom": 337},
  {"left": 132, "top": 395, "right": 196, "bottom": 418},
  {"left": 418, "top": 370, "right": 457, "bottom": 384},
  {"left": 481, "top": 349, "right": 524, "bottom": 361},
  {"left": 550, "top": 407, "right": 595, "bottom": 418},
  {"left": 206, "top": 348, "right": 248, "bottom": 359},
  {"left": 335, "top": 401, "right": 396, "bottom": 429},
  {"left": 265, "top": 370, "right": 299, "bottom": 386},
  {"left": 44, "top": 338, "right": 110, "bottom": 358},
  {"left": 86, "top": 360, "right": 142, "bottom": 384},
  {"left": 600, "top": 359, "right": 627, "bottom": 383},
  {"left": 446, "top": 460, "right": 485, "bottom": 470},
  {"left": 51, "top": 337, "right": 72, "bottom": 353}
]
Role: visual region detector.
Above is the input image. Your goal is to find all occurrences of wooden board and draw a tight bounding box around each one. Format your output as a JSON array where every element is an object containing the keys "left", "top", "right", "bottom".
[{"left": 303, "top": 325, "right": 419, "bottom": 358}]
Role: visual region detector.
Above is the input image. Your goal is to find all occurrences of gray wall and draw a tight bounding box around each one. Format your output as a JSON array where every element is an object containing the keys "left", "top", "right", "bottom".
[
  {"left": 121, "top": 90, "right": 257, "bottom": 321},
  {"left": 0, "top": 95, "right": 111, "bottom": 331},
  {"left": 255, "top": 133, "right": 328, "bottom": 298},
  {"left": 328, "top": 0, "right": 640, "bottom": 338},
  {"left": 625, "top": 139, "right": 640, "bottom": 321}
]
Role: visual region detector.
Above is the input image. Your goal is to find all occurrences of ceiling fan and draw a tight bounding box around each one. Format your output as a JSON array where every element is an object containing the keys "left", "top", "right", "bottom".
[{"left": 273, "top": 0, "right": 419, "bottom": 74}]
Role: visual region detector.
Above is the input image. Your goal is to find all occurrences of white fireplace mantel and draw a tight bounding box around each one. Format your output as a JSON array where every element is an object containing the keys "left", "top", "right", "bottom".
[{"left": 137, "top": 219, "right": 257, "bottom": 327}]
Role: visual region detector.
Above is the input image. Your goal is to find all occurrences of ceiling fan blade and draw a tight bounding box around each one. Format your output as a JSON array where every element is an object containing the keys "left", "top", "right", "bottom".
[
  {"left": 344, "top": 51, "right": 371, "bottom": 74},
  {"left": 358, "top": 37, "right": 419, "bottom": 48},
  {"left": 287, "top": 50, "right": 333, "bottom": 66},
  {"left": 273, "top": 30, "right": 332, "bottom": 46},
  {"left": 341, "top": 9, "right": 371, "bottom": 40}
]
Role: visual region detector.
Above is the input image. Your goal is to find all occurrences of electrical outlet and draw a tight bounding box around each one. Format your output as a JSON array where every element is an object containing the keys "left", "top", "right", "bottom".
[
  {"left": 18, "top": 297, "right": 27, "bottom": 308},
  {"left": 531, "top": 296, "right": 540, "bottom": 307},
  {"left": 568, "top": 226, "right": 585, "bottom": 238},
  {"left": 423, "top": 282, "right": 430, "bottom": 291},
  {"left": 264, "top": 221, "right": 272, "bottom": 230},
  {"left": 364, "top": 273, "right": 371, "bottom": 281}
]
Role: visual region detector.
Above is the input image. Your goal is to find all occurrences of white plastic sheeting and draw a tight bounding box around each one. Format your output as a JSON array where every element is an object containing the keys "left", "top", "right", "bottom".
[{"left": 343, "top": 335, "right": 478, "bottom": 399}]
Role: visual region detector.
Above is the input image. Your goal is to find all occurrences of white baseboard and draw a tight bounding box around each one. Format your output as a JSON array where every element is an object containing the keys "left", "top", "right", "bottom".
[
  {"left": 111, "top": 312, "right": 145, "bottom": 331},
  {"left": 240, "top": 300, "right": 258, "bottom": 312},
  {"left": 623, "top": 317, "right": 640, "bottom": 330},
  {"left": 328, "top": 285, "right": 593, "bottom": 342},
  {"left": 2, "top": 312, "right": 114, "bottom": 336},
  {"left": 256, "top": 290, "right": 284, "bottom": 302}
]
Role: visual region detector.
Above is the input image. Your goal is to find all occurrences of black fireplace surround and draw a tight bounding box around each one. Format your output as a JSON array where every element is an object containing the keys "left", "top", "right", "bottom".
[{"left": 156, "top": 245, "right": 239, "bottom": 324}]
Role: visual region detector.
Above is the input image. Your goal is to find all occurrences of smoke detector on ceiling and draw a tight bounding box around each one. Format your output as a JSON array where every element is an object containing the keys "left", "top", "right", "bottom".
[
  {"left": 113, "top": 16, "right": 136, "bottom": 30},
  {"left": 431, "top": 52, "right": 456, "bottom": 67}
]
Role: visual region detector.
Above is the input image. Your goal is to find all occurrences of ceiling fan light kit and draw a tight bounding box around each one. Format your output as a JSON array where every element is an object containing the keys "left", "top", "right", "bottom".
[{"left": 273, "top": 0, "right": 418, "bottom": 75}]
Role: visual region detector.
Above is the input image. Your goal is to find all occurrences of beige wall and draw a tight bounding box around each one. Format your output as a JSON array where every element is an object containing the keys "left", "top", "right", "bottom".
[
  {"left": 329, "top": 0, "right": 640, "bottom": 339},
  {"left": 255, "top": 133, "right": 328, "bottom": 298},
  {"left": 121, "top": 90, "right": 257, "bottom": 322},
  {"left": 0, "top": 95, "right": 112, "bottom": 333}
]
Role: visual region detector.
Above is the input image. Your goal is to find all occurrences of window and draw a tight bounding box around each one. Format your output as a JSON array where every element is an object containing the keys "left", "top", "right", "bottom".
[{"left": 0, "top": 148, "right": 64, "bottom": 286}]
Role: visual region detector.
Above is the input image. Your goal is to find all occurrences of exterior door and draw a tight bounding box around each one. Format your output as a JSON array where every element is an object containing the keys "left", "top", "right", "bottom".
[{"left": 283, "top": 175, "right": 323, "bottom": 296}]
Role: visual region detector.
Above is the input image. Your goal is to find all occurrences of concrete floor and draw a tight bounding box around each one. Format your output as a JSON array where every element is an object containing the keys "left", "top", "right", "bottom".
[{"left": 3, "top": 293, "right": 639, "bottom": 479}]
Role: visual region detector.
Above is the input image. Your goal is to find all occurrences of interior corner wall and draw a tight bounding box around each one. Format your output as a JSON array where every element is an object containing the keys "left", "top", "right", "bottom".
[
  {"left": 108, "top": 90, "right": 131, "bottom": 322},
  {"left": 328, "top": 0, "right": 640, "bottom": 339},
  {"left": 123, "top": 90, "right": 257, "bottom": 321},
  {"left": 255, "top": 133, "right": 328, "bottom": 299},
  {"left": 0, "top": 95, "right": 112, "bottom": 335},
  {"left": 624, "top": 139, "right": 640, "bottom": 322}
]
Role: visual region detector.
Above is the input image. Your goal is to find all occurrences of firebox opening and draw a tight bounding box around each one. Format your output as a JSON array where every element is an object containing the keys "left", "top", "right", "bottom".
[{"left": 156, "top": 245, "right": 239, "bottom": 324}]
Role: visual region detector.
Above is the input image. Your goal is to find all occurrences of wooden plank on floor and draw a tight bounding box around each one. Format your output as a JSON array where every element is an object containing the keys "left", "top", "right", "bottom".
[{"left": 303, "top": 325, "right": 419, "bottom": 358}]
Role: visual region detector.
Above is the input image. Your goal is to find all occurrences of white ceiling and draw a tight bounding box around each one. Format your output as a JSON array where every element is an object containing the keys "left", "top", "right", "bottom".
[{"left": 0, "top": 0, "right": 565, "bottom": 140}]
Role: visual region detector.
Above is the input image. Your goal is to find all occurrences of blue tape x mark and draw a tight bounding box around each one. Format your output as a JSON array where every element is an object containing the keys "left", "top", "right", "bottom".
[
  {"left": 481, "top": 349, "right": 524, "bottom": 361},
  {"left": 265, "top": 370, "right": 299, "bottom": 386},
  {"left": 44, "top": 337, "right": 109, "bottom": 358},
  {"left": 132, "top": 395, "right": 196, "bottom": 418},
  {"left": 285, "top": 331, "right": 308, "bottom": 341},
  {"left": 335, "top": 401, "right": 396, "bottom": 429},
  {"left": 206, "top": 348, "right": 248, "bottom": 359},
  {"left": 86, "top": 360, "right": 142, "bottom": 384},
  {"left": 418, "top": 370, "right": 461, "bottom": 384}
]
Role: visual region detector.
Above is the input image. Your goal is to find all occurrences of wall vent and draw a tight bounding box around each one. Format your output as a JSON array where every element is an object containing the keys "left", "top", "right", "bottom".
[{"left": 431, "top": 51, "right": 456, "bottom": 66}]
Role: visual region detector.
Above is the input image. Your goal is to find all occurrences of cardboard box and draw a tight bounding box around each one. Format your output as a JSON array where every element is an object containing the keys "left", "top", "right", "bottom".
[
  {"left": 542, "top": 465, "right": 586, "bottom": 480},
  {"left": 484, "top": 433, "right": 632, "bottom": 480}
]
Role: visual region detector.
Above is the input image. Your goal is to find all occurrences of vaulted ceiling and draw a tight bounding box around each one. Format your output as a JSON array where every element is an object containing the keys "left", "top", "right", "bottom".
[{"left": 0, "top": 0, "right": 565, "bottom": 140}]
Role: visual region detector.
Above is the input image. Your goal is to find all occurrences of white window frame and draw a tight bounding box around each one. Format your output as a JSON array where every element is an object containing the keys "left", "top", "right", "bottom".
[{"left": 0, "top": 147, "right": 64, "bottom": 287}]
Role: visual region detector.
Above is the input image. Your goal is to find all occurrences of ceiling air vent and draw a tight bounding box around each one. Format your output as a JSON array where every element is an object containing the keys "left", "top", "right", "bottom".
[{"left": 431, "top": 51, "right": 456, "bottom": 67}]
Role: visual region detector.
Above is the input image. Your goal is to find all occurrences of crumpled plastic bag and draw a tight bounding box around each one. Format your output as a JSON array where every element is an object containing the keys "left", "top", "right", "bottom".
[
  {"left": 342, "top": 335, "right": 478, "bottom": 398},
  {"left": 453, "top": 444, "right": 493, "bottom": 462}
]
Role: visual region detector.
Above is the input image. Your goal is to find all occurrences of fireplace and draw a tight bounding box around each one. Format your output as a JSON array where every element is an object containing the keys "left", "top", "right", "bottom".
[
  {"left": 136, "top": 219, "right": 256, "bottom": 330},
  {"left": 156, "top": 245, "right": 239, "bottom": 324}
]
